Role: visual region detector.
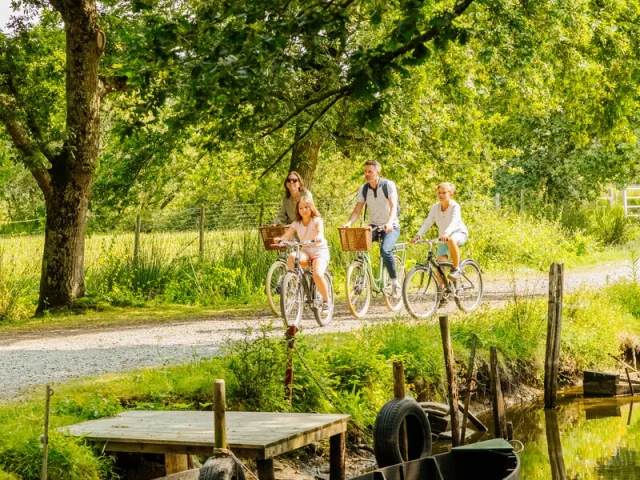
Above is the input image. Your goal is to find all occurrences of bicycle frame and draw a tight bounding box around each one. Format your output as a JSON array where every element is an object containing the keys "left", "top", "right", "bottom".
[
  {"left": 414, "top": 242, "right": 457, "bottom": 295},
  {"left": 289, "top": 243, "right": 324, "bottom": 307},
  {"left": 356, "top": 242, "right": 407, "bottom": 293}
]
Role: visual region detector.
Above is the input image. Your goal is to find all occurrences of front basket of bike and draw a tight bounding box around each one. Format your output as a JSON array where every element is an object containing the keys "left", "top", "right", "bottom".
[
  {"left": 338, "top": 227, "right": 372, "bottom": 251},
  {"left": 258, "top": 226, "right": 288, "bottom": 250}
]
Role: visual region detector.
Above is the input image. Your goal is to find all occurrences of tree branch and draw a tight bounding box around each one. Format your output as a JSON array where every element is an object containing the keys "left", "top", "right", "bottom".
[
  {"left": 260, "top": 92, "right": 345, "bottom": 178},
  {"left": 0, "top": 95, "right": 53, "bottom": 201},
  {"left": 99, "top": 75, "right": 128, "bottom": 97},
  {"left": 261, "top": 86, "right": 351, "bottom": 138},
  {"left": 368, "top": 0, "right": 476, "bottom": 70}
]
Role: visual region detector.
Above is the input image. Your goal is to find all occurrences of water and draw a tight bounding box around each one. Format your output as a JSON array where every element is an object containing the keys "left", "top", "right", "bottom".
[{"left": 435, "top": 389, "right": 640, "bottom": 479}]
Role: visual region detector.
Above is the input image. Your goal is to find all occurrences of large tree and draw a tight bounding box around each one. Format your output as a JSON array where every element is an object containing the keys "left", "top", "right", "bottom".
[{"left": 0, "top": 1, "right": 124, "bottom": 313}]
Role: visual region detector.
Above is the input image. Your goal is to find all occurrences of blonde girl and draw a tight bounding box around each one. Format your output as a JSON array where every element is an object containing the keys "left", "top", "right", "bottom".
[{"left": 274, "top": 197, "right": 330, "bottom": 312}]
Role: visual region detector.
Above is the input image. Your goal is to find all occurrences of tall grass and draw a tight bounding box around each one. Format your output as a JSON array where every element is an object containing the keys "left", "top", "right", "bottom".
[{"left": 0, "top": 204, "right": 625, "bottom": 322}]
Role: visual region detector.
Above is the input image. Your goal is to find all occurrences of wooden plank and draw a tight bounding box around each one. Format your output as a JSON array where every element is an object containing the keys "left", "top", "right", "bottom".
[
  {"left": 165, "top": 454, "right": 189, "bottom": 475},
  {"left": 257, "top": 458, "right": 274, "bottom": 480},
  {"left": 60, "top": 411, "right": 350, "bottom": 458},
  {"left": 329, "top": 432, "right": 346, "bottom": 480}
]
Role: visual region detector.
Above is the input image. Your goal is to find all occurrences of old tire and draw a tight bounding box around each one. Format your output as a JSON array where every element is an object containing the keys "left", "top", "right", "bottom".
[
  {"left": 373, "top": 397, "right": 432, "bottom": 467},
  {"left": 199, "top": 456, "right": 246, "bottom": 480}
]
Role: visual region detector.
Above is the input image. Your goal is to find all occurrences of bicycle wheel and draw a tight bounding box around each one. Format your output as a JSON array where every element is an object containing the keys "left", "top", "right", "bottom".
[
  {"left": 383, "top": 254, "right": 405, "bottom": 312},
  {"left": 454, "top": 259, "right": 483, "bottom": 313},
  {"left": 402, "top": 266, "right": 440, "bottom": 319},
  {"left": 312, "top": 272, "right": 334, "bottom": 327},
  {"left": 346, "top": 261, "right": 371, "bottom": 318},
  {"left": 280, "top": 271, "right": 304, "bottom": 327},
  {"left": 266, "top": 260, "right": 288, "bottom": 317}
]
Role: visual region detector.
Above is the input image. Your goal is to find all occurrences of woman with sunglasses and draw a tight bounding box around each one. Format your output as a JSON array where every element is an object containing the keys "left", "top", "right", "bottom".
[{"left": 273, "top": 171, "right": 313, "bottom": 225}]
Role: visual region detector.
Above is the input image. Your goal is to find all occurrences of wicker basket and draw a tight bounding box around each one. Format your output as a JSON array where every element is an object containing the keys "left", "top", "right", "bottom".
[
  {"left": 258, "top": 226, "right": 288, "bottom": 250},
  {"left": 338, "top": 227, "right": 372, "bottom": 252}
]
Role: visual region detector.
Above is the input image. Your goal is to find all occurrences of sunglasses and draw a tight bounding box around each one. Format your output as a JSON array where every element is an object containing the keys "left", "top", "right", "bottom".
[{"left": 286, "top": 178, "right": 299, "bottom": 183}]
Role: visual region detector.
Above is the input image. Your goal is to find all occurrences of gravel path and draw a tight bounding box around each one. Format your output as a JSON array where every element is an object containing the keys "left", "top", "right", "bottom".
[{"left": 0, "top": 260, "right": 632, "bottom": 401}]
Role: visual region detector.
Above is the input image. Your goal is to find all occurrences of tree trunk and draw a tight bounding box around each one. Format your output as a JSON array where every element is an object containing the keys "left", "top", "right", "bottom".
[
  {"left": 36, "top": 0, "right": 103, "bottom": 314},
  {"left": 289, "top": 124, "right": 321, "bottom": 189}
]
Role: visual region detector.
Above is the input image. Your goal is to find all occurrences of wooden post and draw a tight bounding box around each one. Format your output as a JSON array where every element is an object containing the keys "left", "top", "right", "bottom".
[
  {"left": 133, "top": 213, "right": 141, "bottom": 264},
  {"left": 545, "top": 263, "right": 564, "bottom": 409},
  {"left": 199, "top": 206, "right": 205, "bottom": 258},
  {"left": 439, "top": 315, "right": 460, "bottom": 446},
  {"left": 214, "top": 380, "right": 227, "bottom": 449},
  {"left": 520, "top": 189, "right": 525, "bottom": 213},
  {"left": 257, "top": 459, "right": 275, "bottom": 480},
  {"left": 41, "top": 385, "right": 53, "bottom": 480},
  {"left": 506, "top": 421, "right": 513, "bottom": 441},
  {"left": 258, "top": 202, "right": 265, "bottom": 226},
  {"left": 330, "top": 433, "right": 346, "bottom": 480},
  {"left": 285, "top": 326, "right": 298, "bottom": 405},
  {"left": 393, "top": 361, "right": 408, "bottom": 459},
  {"left": 460, "top": 334, "right": 478, "bottom": 445},
  {"left": 544, "top": 409, "right": 566, "bottom": 480},
  {"left": 490, "top": 346, "right": 506, "bottom": 439},
  {"left": 393, "top": 361, "right": 405, "bottom": 399},
  {"left": 494, "top": 193, "right": 500, "bottom": 211},
  {"left": 623, "top": 188, "right": 628, "bottom": 217},
  {"left": 625, "top": 367, "right": 635, "bottom": 396}
]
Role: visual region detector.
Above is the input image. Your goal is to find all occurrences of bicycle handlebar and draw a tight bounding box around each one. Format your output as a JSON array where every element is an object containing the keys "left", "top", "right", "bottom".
[
  {"left": 412, "top": 238, "right": 446, "bottom": 246},
  {"left": 271, "top": 239, "right": 320, "bottom": 249}
]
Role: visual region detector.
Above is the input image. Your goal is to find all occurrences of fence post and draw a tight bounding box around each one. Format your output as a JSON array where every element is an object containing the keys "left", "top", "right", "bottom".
[
  {"left": 623, "top": 189, "right": 628, "bottom": 217},
  {"left": 133, "top": 214, "right": 141, "bottom": 264},
  {"left": 199, "top": 206, "right": 205, "bottom": 258},
  {"left": 545, "top": 263, "right": 564, "bottom": 409},
  {"left": 258, "top": 202, "right": 265, "bottom": 226},
  {"left": 494, "top": 193, "right": 500, "bottom": 211},
  {"left": 520, "top": 190, "right": 525, "bottom": 213},
  {"left": 490, "top": 346, "right": 506, "bottom": 439},
  {"left": 609, "top": 187, "right": 615, "bottom": 207},
  {"left": 439, "top": 315, "right": 460, "bottom": 446}
]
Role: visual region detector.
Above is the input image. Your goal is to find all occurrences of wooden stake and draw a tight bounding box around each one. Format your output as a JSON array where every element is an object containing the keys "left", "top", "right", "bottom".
[
  {"left": 284, "top": 326, "right": 298, "bottom": 405},
  {"left": 214, "top": 380, "right": 227, "bottom": 450},
  {"left": 490, "top": 346, "right": 506, "bottom": 439},
  {"left": 133, "top": 213, "right": 141, "bottom": 264},
  {"left": 544, "top": 262, "right": 564, "bottom": 409},
  {"left": 440, "top": 315, "right": 460, "bottom": 446},
  {"left": 199, "top": 206, "right": 205, "bottom": 258},
  {"left": 507, "top": 421, "right": 513, "bottom": 441},
  {"left": 329, "top": 433, "right": 346, "bottom": 480},
  {"left": 626, "top": 367, "right": 635, "bottom": 396},
  {"left": 460, "top": 334, "right": 478, "bottom": 445},
  {"left": 41, "top": 385, "right": 53, "bottom": 480},
  {"left": 393, "top": 361, "right": 408, "bottom": 459}
]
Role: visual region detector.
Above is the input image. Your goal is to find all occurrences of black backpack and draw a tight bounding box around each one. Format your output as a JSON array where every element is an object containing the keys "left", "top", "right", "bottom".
[{"left": 362, "top": 178, "right": 401, "bottom": 219}]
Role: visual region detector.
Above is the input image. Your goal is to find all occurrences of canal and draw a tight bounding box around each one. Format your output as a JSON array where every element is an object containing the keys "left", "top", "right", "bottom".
[{"left": 434, "top": 389, "right": 640, "bottom": 479}]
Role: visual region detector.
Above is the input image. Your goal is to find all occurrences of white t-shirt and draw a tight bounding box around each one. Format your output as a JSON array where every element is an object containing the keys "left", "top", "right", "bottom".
[
  {"left": 291, "top": 217, "right": 329, "bottom": 253},
  {"left": 417, "top": 200, "right": 468, "bottom": 238},
  {"left": 357, "top": 179, "right": 399, "bottom": 226}
]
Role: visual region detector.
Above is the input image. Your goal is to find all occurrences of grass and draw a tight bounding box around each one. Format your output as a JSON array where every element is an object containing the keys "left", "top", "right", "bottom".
[{"left": 2, "top": 280, "right": 640, "bottom": 479}]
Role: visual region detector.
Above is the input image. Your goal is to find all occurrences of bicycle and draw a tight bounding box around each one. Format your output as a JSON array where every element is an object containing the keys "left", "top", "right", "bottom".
[
  {"left": 277, "top": 240, "right": 335, "bottom": 328},
  {"left": 260, "top": 225, "right": 290, "bottom": 317},
  {"left": 339, "top": 226, "right": 406, "bottom": 318},
  {"left": 402, "top": 238, "right": 483, "bottom": 319}
]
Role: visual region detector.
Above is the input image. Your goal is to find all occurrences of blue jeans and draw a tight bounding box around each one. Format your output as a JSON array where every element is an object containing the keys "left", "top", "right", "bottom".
[{"left": 371, "top": 224, "right": 400, "bottom": 280}]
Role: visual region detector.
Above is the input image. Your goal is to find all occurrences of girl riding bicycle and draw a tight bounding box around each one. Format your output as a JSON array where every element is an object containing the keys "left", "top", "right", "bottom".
[
  {"left": 410, "top": 182, "right": 468, "bottom": 279},
  {"left": 274, "top": 197, "right": 331, "bottom": 312}
]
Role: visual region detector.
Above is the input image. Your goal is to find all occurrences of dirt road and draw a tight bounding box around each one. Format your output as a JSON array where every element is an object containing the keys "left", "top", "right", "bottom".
[{"left": 0, "top": 260, "right": 631, "bottom": 401}]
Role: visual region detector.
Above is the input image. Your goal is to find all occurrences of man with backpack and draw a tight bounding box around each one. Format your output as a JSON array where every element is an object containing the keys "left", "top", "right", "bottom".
[{"left": 343, "top": 160, "right": 402, "bottom": 297}]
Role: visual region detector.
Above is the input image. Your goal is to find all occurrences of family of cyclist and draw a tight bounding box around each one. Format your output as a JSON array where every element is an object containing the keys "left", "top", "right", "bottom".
[{"left": 272, "top": 160, "right": 467, "bottom": 310}]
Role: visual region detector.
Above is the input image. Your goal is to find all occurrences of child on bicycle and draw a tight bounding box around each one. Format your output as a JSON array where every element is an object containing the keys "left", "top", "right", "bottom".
[
  {"left": 274, "top": 197, "right": 331, "bottom": 312},
  {"left": 410, "top": 182, "right": 468, "bottom": 280}
]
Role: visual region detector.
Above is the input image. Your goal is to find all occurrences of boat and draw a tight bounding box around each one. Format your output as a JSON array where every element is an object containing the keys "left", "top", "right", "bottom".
[{"left": 351, "top": 438, "right": 520, "bottom": 480}]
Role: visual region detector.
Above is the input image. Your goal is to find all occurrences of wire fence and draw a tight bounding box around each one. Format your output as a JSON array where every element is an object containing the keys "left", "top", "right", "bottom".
[{"left": 0, "top": 197, "right": 356, "bottom": 238}]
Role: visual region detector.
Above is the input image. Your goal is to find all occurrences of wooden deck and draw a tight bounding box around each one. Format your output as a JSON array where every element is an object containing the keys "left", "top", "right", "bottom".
[{"left": 60, "top": 410, "right": 350, "bottom": 479}]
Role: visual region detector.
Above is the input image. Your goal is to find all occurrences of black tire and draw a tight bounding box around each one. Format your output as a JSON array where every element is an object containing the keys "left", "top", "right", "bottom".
[
  {"left": 373, "top": 397, "right": 432, "bottom": 467},
  {"left": 346, "top": 261, "right": 371, "bottom": 318},
  {"left": 312, "top": 272, "right": 334, "bottom": 327},
  {"left": 402, "top": 266, "right": 439, "bottom": 319},
  {"left": 266, "top": 261, "right": 288, "bottom": 320},
  {"left": 280, "top": 272, "right": 303, "bottom": 328},
  {"left": 454, "top": 259, "right": 483, "bottom": 313},
  {"left": 199, "top": 456, "right": 246, "bottom": 480}
]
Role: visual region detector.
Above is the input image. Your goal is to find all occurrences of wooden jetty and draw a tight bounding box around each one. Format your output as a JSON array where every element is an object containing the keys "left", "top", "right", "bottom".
[
  {"left": 60, "top": 410, "right": 350, "bottom": 479},
  {"left": 583, "top": 370, "right": 640, "bottom": 397}
]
